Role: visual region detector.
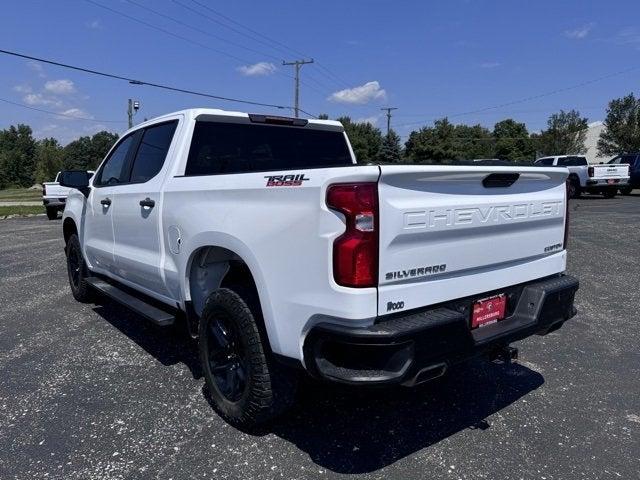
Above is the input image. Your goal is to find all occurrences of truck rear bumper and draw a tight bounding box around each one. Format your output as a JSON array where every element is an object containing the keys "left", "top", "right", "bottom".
[
  {"left": 303, "top": 274, "right": 578, "bottom": 386},
  {"left": 43, "top": 198, "right": 66, "bottom": 208},
  {"left": 585, "top": 179, "right": 628, "bottom": 188}
]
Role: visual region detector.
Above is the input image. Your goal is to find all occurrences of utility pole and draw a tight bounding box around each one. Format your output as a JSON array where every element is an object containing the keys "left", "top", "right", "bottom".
[
  {"left": 380, "top": 107, "right": 398, "bottom": 136},
  {"left": 282, "top": 59, "right": 314, "bottom": 117},
  {"left": 127, "top": 99, "right": 140, "bottom": 128}
]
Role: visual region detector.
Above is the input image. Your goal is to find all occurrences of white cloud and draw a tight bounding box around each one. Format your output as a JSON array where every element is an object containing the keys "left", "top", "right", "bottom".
[
  {"left": 58, "top": 108, "right": 93, "bottom": 120},
  {"left": 13, "top": 84, "right": 32, "bottom": 93},
  {"left": 355, "top": 115, "right": 380, "bottom": 126},
  {"left": 44, "top": 79, "right": 76, "bottom": 95},
  {"left": 23, "top": 93, "right": 62, "bottom": 107},
  {"left": 564, "top": 23, "right": 594, "bottom": 39},
  {"left": 328, "top": 81, "right": 387, "bottom": 105},
  {"left": 86, "top": 19, "right": 102, "bottom": 29},
  {"left": 237, "top": 62, "right": 277, "bottom": 76},
  {"left": 480, "top": 61, "right": 501, "bottom": 69},
  {"left": 26, "top": 61, "right": 46, "bottom": 78},
  {"left": 611, "top": 27, "right": 640, "bottom": 49}
]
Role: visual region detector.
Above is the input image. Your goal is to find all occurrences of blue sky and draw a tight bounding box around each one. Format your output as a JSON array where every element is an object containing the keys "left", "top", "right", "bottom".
[{"left": 1, "top": 0, "right": 639, "bottom": 144}]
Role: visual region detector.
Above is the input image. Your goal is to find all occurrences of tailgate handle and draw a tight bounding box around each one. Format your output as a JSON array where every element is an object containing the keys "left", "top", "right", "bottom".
[{"left": 482, "top": 173, "right": 520, "bottom": 188}]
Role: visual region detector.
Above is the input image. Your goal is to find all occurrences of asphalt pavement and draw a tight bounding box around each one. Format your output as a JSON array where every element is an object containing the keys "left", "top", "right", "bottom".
[{"left": 0, "top": 193, "right": 639, "bottom": 479}]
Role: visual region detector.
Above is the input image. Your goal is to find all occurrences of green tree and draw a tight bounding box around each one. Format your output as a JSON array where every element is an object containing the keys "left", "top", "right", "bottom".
[
  {"left": 337, "top": 116, "right": 384, "bottom": 163},
  {"left": 317, "top": 113, "right": 329, "bottom": 120},
  {"left": 89, "top": 131, "right": 119, "bottom": 169},
  {"left": 404, "top": 118, "right": 493, "bottom": 162},
  {"left": 377, "top": 129, "right": 403, "bottom": 163},
  {"left": 597, "top": 93, "right": 640, "bottom": 155},
  {"left": 0, "top": 124, "right": 37, "bottom": 188},
  {"left": 536, "top": 109, "right": 588, "bottom": 156},
  {"left": 34, "top": 138, "right": 64, "bottom": 184},
  {"left": 64, "top": 131, "right": 118, "bottom": 170},
  {"left": 493, "top": 119, "right": 534, "bottom": 161}
]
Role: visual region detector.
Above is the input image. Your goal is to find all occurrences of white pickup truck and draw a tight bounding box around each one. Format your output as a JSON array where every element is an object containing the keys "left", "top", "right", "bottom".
[
  {"left": 42, "top": 171, "right": 94, "bottom": 219},
  {"left": 60, "top": 109, "right": 579, "bottom": 426},
  {"left": 534, "top": 155, "right": 629, "bottom": 198}
]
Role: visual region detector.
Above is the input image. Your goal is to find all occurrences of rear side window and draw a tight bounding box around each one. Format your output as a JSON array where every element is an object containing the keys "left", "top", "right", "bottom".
[
  {"left": 185, "top": 122, "right": 352, "bottom": 176},
  {"left": 129, "top": 121, "right": 178, "bottom": 183},
  {"left": 535, "top": 158, "right": 554, "bottom": 166},
  {"left": 95, "top": 135, "right": 135, "bottom": 186},
  {"left": 557, "top": 156, "right": 587, "bottom": 166},
  {"left": 620, "top": 154, "right": 638, "bottom": 166}
]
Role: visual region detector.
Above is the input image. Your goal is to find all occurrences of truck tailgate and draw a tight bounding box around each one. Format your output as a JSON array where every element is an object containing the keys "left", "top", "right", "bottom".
[
  {"left": 592, "top": 164, "right": 630, "bottom": 179},
  {"left": 377, "top": 165, "right": 568, "bottom": 314}
]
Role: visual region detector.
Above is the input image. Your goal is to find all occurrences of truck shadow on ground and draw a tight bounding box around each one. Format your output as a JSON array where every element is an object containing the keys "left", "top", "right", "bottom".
[
  {"left": 92, "top": 303, "right": 203, "bottom": 378},
  {"left": 93, "top": 302, "right": 544, "bottom": 475},
  {"left": 268, "top": 360, "right": 543, "bottom": 474}
]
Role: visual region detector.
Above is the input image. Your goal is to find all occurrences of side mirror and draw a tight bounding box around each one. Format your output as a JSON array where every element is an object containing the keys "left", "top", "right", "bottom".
[{"left": 59, "top": 170, "right": 91, "bottom": 197}]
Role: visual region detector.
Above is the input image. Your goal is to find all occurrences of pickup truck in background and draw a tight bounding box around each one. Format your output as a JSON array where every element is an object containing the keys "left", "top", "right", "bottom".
[
  {"left": 42, "top": 171, "right": 94, "bottom": 220},
  {"left": 608, "top": 153, "right": 640, "bottom": 195},
  {"left": 534, "top": 155, "right": 630, "bottom": 198},
  {"left": 60, "top": 108, "right": 579, "bottom": 427}
]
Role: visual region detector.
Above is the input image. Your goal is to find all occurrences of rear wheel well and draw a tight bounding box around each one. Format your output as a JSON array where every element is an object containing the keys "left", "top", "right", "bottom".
[
  {"left": 187, "top": 246, "right": 266, "bottom": 341},
  {"left": 63, "top": 218, "right": 78, "bottom": 245}
]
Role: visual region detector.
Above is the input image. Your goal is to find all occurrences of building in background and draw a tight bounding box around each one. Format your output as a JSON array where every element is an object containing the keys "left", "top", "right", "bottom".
[{"left": 584, "top": 121, "right": 612, "bottom": 164}]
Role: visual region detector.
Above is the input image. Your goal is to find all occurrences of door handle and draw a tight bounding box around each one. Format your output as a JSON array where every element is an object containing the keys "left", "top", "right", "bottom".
[
  {"left": 100, "top": 197, "right": 112, "bottom": 206},
  {"left": 139, "top": 197, "right": 155, "bottom": 208}
]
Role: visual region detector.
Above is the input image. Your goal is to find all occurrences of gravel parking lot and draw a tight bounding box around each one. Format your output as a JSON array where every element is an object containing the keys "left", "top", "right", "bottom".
[{"left": 1, "top": 194, "right": 639, "bottom": 480}]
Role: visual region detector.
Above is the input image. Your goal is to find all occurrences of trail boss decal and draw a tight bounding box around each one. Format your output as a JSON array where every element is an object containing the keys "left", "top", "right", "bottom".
[{"left": 265, "top": 174, "right": 310, "bottom": 187}]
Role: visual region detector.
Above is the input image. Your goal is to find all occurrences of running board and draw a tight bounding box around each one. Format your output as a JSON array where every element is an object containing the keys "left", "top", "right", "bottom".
[{"left": 86, "top": 277, "right": 176, "bottom": 326}]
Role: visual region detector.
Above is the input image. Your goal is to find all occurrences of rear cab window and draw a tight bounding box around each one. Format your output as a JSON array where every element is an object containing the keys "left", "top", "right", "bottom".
[
  {"left": 184, "top": 121, "right": 353, "bottom": 176},
  {"left": 557, "top": 156, "right": 587, "bottom": 167}
]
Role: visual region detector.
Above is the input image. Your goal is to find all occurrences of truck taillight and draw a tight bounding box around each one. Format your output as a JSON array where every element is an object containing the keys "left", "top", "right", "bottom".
[
  {"left": 326, "top": 183, "right": 378, "bottom": 288},
  {"left": 588, "top": 166, "right": 594, "bottom": 177},
  {"left": 42, "top": 185, "right": 46, "bottom": 196},
  {"left": 564, "top": 180, "right": 570, "bottom": 249}
]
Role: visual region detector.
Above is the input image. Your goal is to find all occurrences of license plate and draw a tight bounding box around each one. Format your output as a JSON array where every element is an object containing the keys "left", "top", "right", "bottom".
[
  {"left": 607, "top": 179, "right": 617, "bottom": 184},
  {"left": 471, "top": 294, "right": 507, "bottom": 329}
]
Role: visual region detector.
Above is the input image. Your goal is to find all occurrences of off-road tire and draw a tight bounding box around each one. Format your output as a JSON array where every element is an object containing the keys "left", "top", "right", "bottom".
[
  {"left": 198, "top": 288, "right": 297, "bottom": 428},
  {"left": 65, "top": 234, "right": 93, "bottom": 302},
  {"left": 620, "top": 186, "right": 632, "bottom": 195},
  {"left": 46, "top": 207, "right": 58, "bottom": 220},
  {"left": 568, "top": 178, "right": 581, "bottom": 199}
]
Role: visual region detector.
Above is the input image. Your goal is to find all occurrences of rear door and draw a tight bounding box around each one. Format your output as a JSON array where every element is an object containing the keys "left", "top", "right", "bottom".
[
  {"left": 110, "top": 119, "right": 180, "bottom": 300},
  {"left": 377, "top": 165, "right": 568, "bottom": 313},
  {"left": 84, "top": 134, "right": 137, "bottom": 273}
]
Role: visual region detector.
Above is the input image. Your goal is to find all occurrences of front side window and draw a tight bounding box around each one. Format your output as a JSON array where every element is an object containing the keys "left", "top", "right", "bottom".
[
  {"left": 129, "top": 121, "right": 178, "bottom": 183},
  {"left": 185, "top": 122, "right": 353, "bottom": 176},
  {"left": 95, "top": 135, "right": 134, "bottom": 186}
]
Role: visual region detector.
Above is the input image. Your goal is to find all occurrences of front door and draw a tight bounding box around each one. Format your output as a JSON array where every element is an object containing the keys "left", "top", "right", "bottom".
[
  {"left": 111, "top": 120, "right": 179, "bottom": 300},
  {"left": 84, "top": 134, "right": 136, "bottom": 274}
]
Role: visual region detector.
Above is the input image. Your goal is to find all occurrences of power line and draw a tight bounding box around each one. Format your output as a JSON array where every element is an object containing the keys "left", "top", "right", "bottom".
[
  {"left": 123, "top": 0, "right": 282, "bottom": 63},
  {"left": 283, "top": 59, "right": 314, "bottom": 118},
  {"left": 380, "top": 107, "right": 398, "bottom": 136},
  {"left": 395, "top": 66, "right": 640, "bottom": 128},
  {"left": 174, "top": 0, "right": 354, "bottom": 91},
  {"left": 0, "top": 96, "right": 125, "bottom": 123},
  {"left": 86, "top": 0, "right": 333, "bottom": 102},
  {"left": 0, "top": 48, "right": 292, "bottom": 110}
]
